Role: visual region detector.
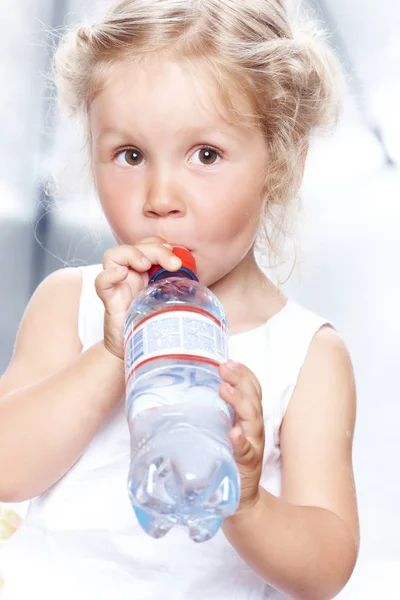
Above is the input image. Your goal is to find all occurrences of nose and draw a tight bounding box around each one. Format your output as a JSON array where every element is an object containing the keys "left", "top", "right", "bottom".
[{"left": 143, "top": 170, "right": 186, "bottom": 218}]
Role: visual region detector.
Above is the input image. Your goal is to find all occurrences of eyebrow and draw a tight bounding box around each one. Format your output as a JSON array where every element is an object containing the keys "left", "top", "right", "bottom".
[{"left": 95, "top": 123, "right": 240, "bottom": 144}]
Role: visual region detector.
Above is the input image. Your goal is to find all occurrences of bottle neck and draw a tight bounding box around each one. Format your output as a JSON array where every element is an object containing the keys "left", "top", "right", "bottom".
[{"left": 149, "top": 267, "right": 199, "bottom": 284}]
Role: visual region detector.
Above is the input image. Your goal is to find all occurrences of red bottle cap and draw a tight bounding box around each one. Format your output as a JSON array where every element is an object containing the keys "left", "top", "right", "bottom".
[{"left": 149, "top": 245, "right": 197, "bottom": 280}]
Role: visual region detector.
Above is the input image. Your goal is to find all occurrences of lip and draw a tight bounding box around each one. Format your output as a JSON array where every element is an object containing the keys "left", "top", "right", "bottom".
[{"left": 172, "top": 244, "right": 193, "bottom": 252}]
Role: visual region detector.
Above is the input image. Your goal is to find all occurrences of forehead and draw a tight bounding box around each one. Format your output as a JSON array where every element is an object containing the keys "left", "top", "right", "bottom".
[{"left": 89, "top": 54, "right": 256, "bottom": 139}]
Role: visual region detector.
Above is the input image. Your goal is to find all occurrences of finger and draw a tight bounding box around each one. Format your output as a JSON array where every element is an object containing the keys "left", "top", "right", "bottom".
[
  {"left": 139, "top": 235, "right": 169, "bottom": 244},
  {"left": 219, "top": 361, "right": 262, "bottom": 401},
  {"left": 103, "top": 243, "right": 181, "bottom": 274},
  {"left": 95, "top": 265, "right": 129, "bottom": 298},
  {"left": 219, "top": 381, "right": 265, "bottom": 452},
  {"left": 219, "top": 364, "right": 262, "bottom": 420},
  {"left": 229, "top": 426, "right": 257, "bottom": 465},
  {"left": 138, "top": 236, "right": 173, "bottom": 249},
  {"left": 135, "top": 241, "right": 180, "bottom": 270},
  {"left": 219, "top": 382, "right": 261, "bottom": 426}
]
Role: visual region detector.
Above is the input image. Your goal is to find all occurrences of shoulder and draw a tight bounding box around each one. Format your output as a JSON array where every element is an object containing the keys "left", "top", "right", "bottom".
[
  {"left": 37, "top": 265, "right": 83, "bottom": 292},
  {"left": 301, "top": 325, "right": 355, "bottom": 394},
  {"left": 0, "top": 268, "right": 83, "bottom": 396},
  {"left": 23, "top": 266, "right": 83, "bottom": 322},
  {"left": 37, "top": 264, "right": 102, "bottom": 309},
  {"left": 31, "top": 267, "right": 83, "bottom": 321},
  {"left": 283, "top": 324, "right": 356, "bottom": 428},
  {"left": 21, "top": 265, "right": 83, "bottom": 344},
  {"left": 268, "top": 300, "right": 339, "bottom": 396},
  {"left": 307, "top": 324, "right": 353, "bottom": 366},
  {"left": 277, "top": 299, "right": 350, "bottom": 383}
]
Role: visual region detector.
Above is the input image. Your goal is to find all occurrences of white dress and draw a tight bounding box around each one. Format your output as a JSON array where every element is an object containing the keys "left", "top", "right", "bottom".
[{"left": 0, "top": 264, "right": 331, "bottom": 599}]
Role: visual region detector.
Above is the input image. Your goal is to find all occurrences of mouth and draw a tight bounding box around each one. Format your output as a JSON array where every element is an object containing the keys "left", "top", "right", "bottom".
[{"left": 171, "top": 244, "right": 193, "bottom": 252}]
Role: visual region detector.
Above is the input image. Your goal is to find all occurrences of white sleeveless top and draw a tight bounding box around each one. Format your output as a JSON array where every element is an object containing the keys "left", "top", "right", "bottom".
[{"left": 1, "top": 265, "right": 331, "bottom": 600}]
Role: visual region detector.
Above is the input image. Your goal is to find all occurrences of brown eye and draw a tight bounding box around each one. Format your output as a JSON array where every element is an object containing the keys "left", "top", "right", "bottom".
[
  {"left": 116, "top": 149, "right": 144, "bottom": 166},
  {"left": 198, "top": 147, "right": 219, "bottom": 165},
  {"left": 191, "top": 146, "right": 221, "bottom": 166}
]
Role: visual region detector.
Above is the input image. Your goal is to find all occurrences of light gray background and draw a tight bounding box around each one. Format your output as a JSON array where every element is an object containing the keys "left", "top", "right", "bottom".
[{"left": 0, "top": 1, "right": 399, "bottom": 597}]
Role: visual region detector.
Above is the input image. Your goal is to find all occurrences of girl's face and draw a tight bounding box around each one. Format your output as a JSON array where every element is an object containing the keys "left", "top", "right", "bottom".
[{"left": 89, "top": 56, "right": 269, "bottom": 287}]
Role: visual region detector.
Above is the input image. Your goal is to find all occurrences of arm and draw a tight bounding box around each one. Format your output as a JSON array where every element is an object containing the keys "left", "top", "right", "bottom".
[
  {"left": 222, "top": 326, "right": 359, "bottom": 600},
  {"left": 0, "top": 268, "right": 125, "bottom": 502}
]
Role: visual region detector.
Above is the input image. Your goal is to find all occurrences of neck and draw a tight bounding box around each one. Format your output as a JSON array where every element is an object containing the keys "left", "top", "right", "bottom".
[{"left": 209, "top": 247, "right": 286, "bottom": 335}]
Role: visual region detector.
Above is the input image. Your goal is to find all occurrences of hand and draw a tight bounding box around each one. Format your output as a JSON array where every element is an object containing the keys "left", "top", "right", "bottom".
[
  {"left": 219, "top": 360, "right": 265, "bottom": 515},
  {"left": 95, "top": 236, "right": 182, "bottom": 361}
]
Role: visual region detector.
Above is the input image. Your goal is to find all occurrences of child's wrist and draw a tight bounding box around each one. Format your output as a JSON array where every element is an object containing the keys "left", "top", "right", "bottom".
[
  {"left": 223, "top": 488, "right": 264, "bottom": 528},
  {"left": 100, "top": 340, "right": 125, "bottom": 365}
]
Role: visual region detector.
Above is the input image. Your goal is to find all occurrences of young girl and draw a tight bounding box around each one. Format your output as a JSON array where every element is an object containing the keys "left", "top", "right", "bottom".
[{"left": 0, "top": 1, "right": 359, "bottom": 598}]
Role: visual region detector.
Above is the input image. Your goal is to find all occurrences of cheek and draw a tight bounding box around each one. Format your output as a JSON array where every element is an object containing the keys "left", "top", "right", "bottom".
[
  {"left": 95, "top": 168, "right": 140, "bottom": 231},
  {"left": 192, "top": 185, "right": 263, "bottom": 283},
  {"left": 197, "top": 175, "right": 262, "bottom": 242}
]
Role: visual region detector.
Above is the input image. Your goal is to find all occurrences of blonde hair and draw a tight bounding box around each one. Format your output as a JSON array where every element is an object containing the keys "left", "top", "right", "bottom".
[{"left": 52, "top": 0, "right": 344, "bottom": 271}]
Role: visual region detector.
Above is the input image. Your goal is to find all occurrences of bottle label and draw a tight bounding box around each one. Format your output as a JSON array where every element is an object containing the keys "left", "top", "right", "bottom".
[{"left": 124, "top": 307, "right": 227, "bottom": 385}]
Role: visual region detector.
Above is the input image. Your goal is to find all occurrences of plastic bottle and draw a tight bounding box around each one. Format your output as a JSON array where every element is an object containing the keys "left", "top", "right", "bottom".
[{"left": 123, "top": 246, "right": 240, "bottom": 542}]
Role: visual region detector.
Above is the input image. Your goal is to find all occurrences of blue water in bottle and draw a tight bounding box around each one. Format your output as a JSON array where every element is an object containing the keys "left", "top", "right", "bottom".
[{"left": 123, "top": 246, "right": 240, "bottom": 542}]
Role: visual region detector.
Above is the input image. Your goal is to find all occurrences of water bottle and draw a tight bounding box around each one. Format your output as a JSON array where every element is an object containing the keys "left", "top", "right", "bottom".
[{"left": 123, "top": 246, "right": 240, "bottom": 542}]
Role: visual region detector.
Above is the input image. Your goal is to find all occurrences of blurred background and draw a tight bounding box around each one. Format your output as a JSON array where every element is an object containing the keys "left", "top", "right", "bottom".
[{"left": 0, "top": 0, "right": 399, "bottom": 597}]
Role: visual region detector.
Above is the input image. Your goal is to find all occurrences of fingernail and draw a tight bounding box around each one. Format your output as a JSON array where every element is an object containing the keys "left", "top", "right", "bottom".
[
  {"left": 162, "top": 243, "right": 173, "bottom": 249},
  {"left": 170, "top": 256, "right": 181, "bottom": 267},
  {"left": 141, "top": 257, "right": 151, "bottom": 266}
]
